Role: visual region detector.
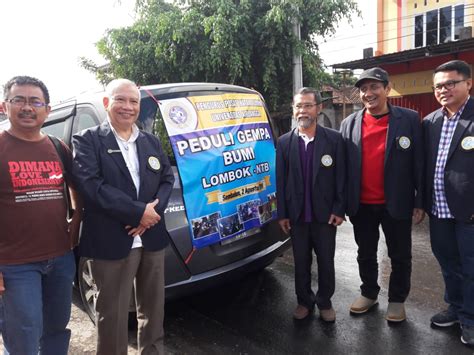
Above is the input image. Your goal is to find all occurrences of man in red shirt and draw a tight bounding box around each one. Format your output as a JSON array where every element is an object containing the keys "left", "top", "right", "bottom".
[
  {"left": 340, "top": 68, "right": 424, "bottom": 322},
  {"left": 0, "top": 76, "right": 82, "bottom": 354}
]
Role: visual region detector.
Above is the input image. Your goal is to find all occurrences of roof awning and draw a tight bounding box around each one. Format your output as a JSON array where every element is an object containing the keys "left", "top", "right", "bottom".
[{"left": 331, "top": 38, "right": 474, "bottom": 70}]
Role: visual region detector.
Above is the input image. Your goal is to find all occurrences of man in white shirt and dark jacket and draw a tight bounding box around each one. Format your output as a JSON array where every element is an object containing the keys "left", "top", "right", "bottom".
[{"left": 423, "top": 60, "right": 474, "bottom": 347}]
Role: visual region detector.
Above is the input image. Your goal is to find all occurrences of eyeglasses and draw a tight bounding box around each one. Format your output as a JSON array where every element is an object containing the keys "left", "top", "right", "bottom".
[
  {"left": 432, "top": 79, "right": 466, "bottom": 92},
  {"left": 6, "top": 96, "right": 47, "bottom": 108},
  {"left": 293, "top": 103, "right": 318, "bottom": 110}
]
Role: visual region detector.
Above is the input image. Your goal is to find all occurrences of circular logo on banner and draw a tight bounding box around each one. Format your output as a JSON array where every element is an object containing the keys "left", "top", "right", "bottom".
[
  {"left": 162, "top": 98, "right": 198, "bottom": 135},
  {"left": 321, "top": 154, "right": 333, "bottom": 167},
  {"left": 169, "top": 106, "right": 188, "bottom": 125},
  {"left": 148, "top": 156, "right": 161, "bottom": 171},
  {"left": 461, "top": 136, "right": 474, "bottom": 151},
  {"left": 399, "top": 136, "right": 411, "bottom": 150}
]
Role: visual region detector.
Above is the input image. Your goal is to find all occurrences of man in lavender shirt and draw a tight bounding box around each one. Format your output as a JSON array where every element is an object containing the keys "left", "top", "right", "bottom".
[{"left": 276, "top": 87, "right": 345, "bottom": 322}]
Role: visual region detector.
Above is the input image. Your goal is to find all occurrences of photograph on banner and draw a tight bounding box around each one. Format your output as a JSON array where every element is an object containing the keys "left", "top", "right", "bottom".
[{"left": 160, "top": 93, "right": 277, "bottom": 248}]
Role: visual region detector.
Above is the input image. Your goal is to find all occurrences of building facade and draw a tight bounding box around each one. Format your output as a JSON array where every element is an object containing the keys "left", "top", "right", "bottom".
[{"left": 333, "top": 0, "right": 474, "bottom": 117}]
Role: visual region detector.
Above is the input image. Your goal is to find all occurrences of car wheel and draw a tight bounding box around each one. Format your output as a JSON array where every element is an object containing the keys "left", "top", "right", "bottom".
[{"left": 78, "top": 257, "right": 98, "bottom": 323}]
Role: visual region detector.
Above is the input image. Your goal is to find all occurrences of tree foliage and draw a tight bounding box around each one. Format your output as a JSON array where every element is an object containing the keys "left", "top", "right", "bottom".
[
  {"left": 81, "top": 0, "right": 359, "bottom": 111},
  {"left": 319, "top": 70, "right": 357, "bottom": 90}
]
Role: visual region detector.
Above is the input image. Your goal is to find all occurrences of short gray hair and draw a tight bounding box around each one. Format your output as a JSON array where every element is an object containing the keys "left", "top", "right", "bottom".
[
  {"left": 105, "top": 79, "right": 141, "bottom": 99},
  {"left": 293, "top": 87, "right": 322, "bottom": 104}
]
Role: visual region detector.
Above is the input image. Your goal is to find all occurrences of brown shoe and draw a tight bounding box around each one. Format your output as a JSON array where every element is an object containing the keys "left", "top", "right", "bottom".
[
  {"left": 320, "top": 307, "right": 336, "bottom": 322},
  {"left": 386, "top": 302, "right": 406, "bottom": 322},
  {"left": 293, "top": 304, "right": 310, "bottom": 320},
  {"left": 350, "top": 296, "right": 378, "bottom": 314}
]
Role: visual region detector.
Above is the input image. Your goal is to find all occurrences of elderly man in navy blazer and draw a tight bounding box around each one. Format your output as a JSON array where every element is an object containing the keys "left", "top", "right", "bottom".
[
  {"left": 340, "top": 68, "right": 424, "bottom": 322},
  {"left": 72, "top": 79, "right": 174, "bottom": 354},
  {"left": 276, "top": 87, "right": 345, "bottom": 322},
  {"left": 423, "top": 60, "right": 474, "bottom": 347}
]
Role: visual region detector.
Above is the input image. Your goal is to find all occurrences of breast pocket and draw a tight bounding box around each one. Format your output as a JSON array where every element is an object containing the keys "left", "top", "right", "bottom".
[
  {"left": 141, "top": 155, "right": 164, "bottom": 193},
  {"left": 144, "top": 163, "right": 163, "bottom": 187}
]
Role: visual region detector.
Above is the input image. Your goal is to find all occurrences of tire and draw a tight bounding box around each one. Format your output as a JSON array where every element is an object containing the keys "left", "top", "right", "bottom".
[
  {"left": 77, "top": 257, "right": 137, "bottom": 327},
  {"left": 78, "top": 257, "right": 98, "bottom": 323}
]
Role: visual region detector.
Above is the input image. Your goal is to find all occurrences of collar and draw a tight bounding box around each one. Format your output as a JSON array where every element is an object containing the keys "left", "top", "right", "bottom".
[
  {"left": 442, "top": 97, "right": 470, "bottom": 120},
  {"left": 297, "top": 130, "right": 315, "bottom": 146},
  {"left": 107, "top": 117, "right": 140, "bottom": 143}
]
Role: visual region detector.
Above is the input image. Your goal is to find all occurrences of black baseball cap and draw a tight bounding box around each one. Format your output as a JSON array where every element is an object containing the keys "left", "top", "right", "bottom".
[{"left": 355, "top": 67, "right": 389, "bottom": 88}]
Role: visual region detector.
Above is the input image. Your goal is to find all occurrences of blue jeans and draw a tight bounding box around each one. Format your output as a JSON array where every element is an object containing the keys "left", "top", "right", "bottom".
[
  {"left": 429, "top": 217, "right": 474, "bottom": 326},
  {"left": 0, "top": 251, "right": 75, "bottom": 355}
]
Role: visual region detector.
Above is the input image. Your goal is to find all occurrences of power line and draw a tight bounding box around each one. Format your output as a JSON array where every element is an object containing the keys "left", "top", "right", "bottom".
[
  {"left": 322, "top": 14, "right": 473, "bottom": 45},
  {"left": 322, "top": 5, "right": 473, "bottom": 44},
  {"left": 373, "top": 3, "right": 473, "bottom": 25},
  {"left": 321, "top": 13, "right": 474, "bottom": 55}
]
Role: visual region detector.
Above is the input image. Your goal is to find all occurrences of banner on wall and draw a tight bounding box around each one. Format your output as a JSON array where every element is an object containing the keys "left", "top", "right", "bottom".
[{"left": 159, "top": 93, "right": 277, "bottom": 248}]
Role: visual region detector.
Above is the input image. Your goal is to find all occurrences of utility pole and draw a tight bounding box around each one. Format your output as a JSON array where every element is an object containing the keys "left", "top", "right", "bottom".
[
  {"left": 292, "top": 10, "right": 303, "bottom": 129},
  {"left": 292, "top": 13, "right": 303, "bottom": 95},
  {"left": 342, "top": 71, "right": 347, "bottom": 120}
]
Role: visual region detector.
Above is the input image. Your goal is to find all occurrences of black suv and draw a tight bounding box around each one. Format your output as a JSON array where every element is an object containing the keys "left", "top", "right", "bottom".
[{"left": 0, "top": 82, "right": 290, "bottom": 321}]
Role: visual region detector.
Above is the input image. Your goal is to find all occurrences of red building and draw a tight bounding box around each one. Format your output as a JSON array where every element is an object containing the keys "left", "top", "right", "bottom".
[{"left": 332, "top": 1, "right": 473, "bottom": 118}]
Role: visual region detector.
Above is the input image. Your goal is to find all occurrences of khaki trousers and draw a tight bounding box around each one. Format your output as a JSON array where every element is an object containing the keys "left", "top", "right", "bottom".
[{"left": 92, "top": 248, "right": 165, "bottom": 355}]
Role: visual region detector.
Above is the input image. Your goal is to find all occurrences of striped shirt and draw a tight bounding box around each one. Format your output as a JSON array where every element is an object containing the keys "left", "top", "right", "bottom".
[{"left": 432, "top": 98, "right": 469, "bottom": 218}]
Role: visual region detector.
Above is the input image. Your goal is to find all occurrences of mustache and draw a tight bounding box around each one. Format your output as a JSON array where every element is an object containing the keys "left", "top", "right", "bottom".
[
  {"left": 296, "top": 115, "right": 315, "bottom": 121},
  {"left": 18, "top": 112, "right": 37, "bottom": 119}
]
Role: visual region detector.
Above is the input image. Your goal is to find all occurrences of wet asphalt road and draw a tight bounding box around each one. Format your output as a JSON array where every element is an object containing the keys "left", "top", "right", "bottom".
[
  {"left": 160, "top": 220, "right": 473, "bottom": 355},
  {"left": 4, "top": 220, "right": 474, "bottom": 354}
]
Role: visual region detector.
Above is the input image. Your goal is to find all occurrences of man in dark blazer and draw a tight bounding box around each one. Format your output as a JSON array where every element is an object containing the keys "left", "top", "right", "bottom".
[
  {"left": 340, "top": 67, "right": 424, "bottom": 322},
  {"left": 423, "top": 60, "right": 474, "bottom": 346},
  {"left": 72, "top": 79, "right": 174, "bottom": 354},
  {"left": 276, "top": 87, "right": 345, "bottom": 322}
]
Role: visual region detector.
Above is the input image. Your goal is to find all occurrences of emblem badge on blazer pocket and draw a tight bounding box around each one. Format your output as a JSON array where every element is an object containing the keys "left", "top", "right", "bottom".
[
  {"left": 461, "top": 136, "right": 474, "bottom": 151},
  {"left": 321, "top": 154, "right": 333, "bottom": 167},
  {"left": 147, "top": 156, "right": 161, "bottom": 171},
  {"left": 397, "top": 136, "right": 411, "bottom": 150}
]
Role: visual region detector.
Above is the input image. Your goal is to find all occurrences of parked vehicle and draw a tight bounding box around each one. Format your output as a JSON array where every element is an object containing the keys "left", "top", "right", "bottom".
[{"left": 0, "top": 83, "right": 291, "bottom": 322}]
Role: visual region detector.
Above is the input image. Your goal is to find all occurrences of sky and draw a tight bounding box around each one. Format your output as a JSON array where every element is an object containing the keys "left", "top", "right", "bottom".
[
  {"left": 1, "top": 0, "right": 375, "bottom": 103},
  {"left": 317, "top": 1, "right": 377, "bottom": 71},
  {"left": 0, "top": 0, "right": 136, "bottom": 101}
]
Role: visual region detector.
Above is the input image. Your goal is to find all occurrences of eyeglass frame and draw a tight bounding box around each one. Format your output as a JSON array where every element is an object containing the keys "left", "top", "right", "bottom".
[
  {"left": 6, "top": 96, "right": 48, "bottom": 108},
  {"left": 432, "top": 79, "right": 466, "bottom": 92},
  {"left": 292, "top": 103, "right": 319, "bottom": 110}
]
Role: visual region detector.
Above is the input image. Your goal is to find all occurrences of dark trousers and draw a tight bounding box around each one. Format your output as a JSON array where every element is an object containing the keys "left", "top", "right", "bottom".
[
  {"left": 350, "top": 204, "right": 412, "bottom": 302},
  {"left": 291, "top": 221, "right": 336, "bottom": 310},
  {"left": 429, "top": 217, "right": 474, "bottom": 326}
]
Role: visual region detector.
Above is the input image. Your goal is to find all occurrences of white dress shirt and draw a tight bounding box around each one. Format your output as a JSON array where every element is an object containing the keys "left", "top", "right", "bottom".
[{"left": 109, "top": 119, "right": 143, "bottom": 249}]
